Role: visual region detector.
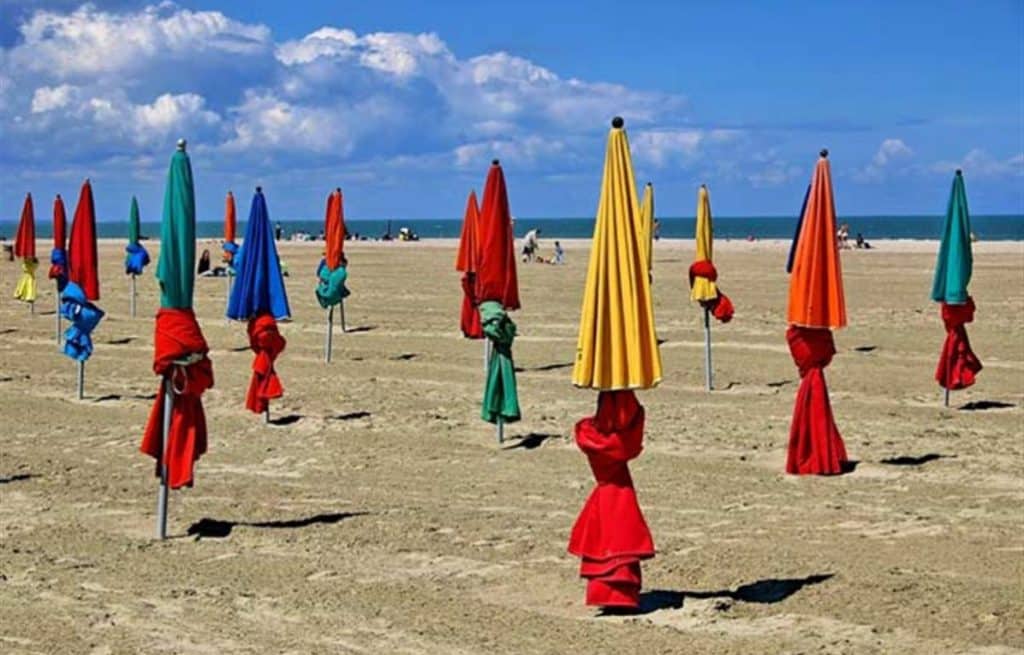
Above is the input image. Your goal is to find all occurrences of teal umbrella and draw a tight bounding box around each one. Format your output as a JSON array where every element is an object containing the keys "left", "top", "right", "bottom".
[
  {"left": 125, "top": 196, "right": 150, "bottom": 318},
  {"left": 156, "top": 144, "right": 196, "bottom": 309},
  {"left": 931, "top": 170, "right": 972, "bottom": 304}
]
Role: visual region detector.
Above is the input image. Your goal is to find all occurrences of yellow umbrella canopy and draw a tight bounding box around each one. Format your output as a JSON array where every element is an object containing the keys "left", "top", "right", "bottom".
[
  {"left": 572, "top": 117, "right": 662, "bottom": 391},
  {"left": 638, "top": 182, "right": 654, "bottom": 278},
  {"left": 691, "top": 184, "right": 718, "bottom": 302}
]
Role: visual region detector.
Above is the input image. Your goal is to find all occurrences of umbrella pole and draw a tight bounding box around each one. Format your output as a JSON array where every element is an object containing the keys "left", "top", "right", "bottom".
[
  {"left": 325, "top": 306, "right": 334, "bottom": 363},
  {"left": 130, "top": 274, "right": 137, "bottom": 319},
  {"left": 703, "top": 307, "right": 713, "bottom": 391},
  {"left": 224, "top": 273, "right": 231, "bottom": 325},
  {"left": 156, "top": 376, "right": 172, "bottom": 539},
  {"left": 29, "top": 300, "right": 34, "bottom": 315},
  {"left": 76, "top": 360, "right": 84, "bottom": 400},
  {"left": 497, "top": 418, "right": 504, "bottom": 444},
  {"left": 264, "top": 407, "right": 270, "bottom": 424},
  {"left": 55, "top": 288, "right": 62, "bottom": 344}
]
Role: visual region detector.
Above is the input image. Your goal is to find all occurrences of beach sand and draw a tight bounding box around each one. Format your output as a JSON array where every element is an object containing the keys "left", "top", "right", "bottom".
[{"left": 0, "top": 238, "right": 1021, "bottom": 654}]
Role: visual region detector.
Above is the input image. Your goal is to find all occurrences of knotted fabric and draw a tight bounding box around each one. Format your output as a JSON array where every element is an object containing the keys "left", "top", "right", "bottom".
[
  {"left": 13, "top": 259, "right": 38, "bottom": 303},
  {"left": 49, "top": 248, "right": 68, "bottom": 285},
  {"left": 936, "top": 297, "right": 982, "bottom": 391},
  {"left": 246, "top": 313, "right": 285, "bottom": 413},
  {"left": 222, "top": 241, "right": 238, "bottom": 268},
  {"left": 785, "top": 326, "right": 848, "bottom": 475},
  {"left": 315, "top": 259, "right": 350, "bottom": 308},
  {"left": 140, "top": 308, "right": 213, "bottom": 489},
  {"left": 568, "top": 390, "right": 655, "bottom": 608},
  {"left": 60, "top": 281, "right": 104, "bottom": 362},
  {"left": 459, "top": 272, "right": 483, "bottom": 339},
  {"left": 480, "top": 300, "right": 520, "bottom": 423},
  {"left": 125, "top": 242, "right": 150, "bottom": 275},
  {"left": 689, "top": 260, "right": 734, "bottom": 323}
]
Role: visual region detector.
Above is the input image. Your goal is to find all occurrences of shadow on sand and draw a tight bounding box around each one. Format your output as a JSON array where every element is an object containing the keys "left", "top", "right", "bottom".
[
  {"left": 959, "top": 400, "right": 1015, "bottom": 411},
  {"left": 186, "top": 511, "right": 367, "bottom": 539},
  {"left": 503, "top": 432, "right": 560, "bottom": 451},
  {"left": 881, "top": 453, "right": 951, "bottom": 467}
]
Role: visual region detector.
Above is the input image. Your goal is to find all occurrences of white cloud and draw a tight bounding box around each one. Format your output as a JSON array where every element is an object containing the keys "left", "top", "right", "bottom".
[
  {"left": 872, "top": 138, "right": 912, "bottom": 166},
  {"left": 930, "top": 149, "right": 1024, "bottom": 179},
  {"left": 631, "top": 128, "right": 742, "bottom": 168},
  {"left": 855, "top": 138, "right": 913, "bottom": 182},
  {"left": 30, "top": 84, "right": 76, "bottom": 112}
]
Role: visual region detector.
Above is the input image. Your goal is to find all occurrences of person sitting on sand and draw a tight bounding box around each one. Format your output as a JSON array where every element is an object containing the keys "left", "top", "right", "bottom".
[
  {"left": 197, "top": 248, "right": 228, "bottom": 277},
  {"left": 855, "top": 232, "right": 872, "bottom": 249}
]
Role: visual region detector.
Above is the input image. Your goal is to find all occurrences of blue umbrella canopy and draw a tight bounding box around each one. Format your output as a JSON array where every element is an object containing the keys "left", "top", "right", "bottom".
[
  {"left": 931, "top": 170, "right": 973, "bottom": 304},
  {"left": 226, "top": 187, "right": 290, "bottom": 320}
]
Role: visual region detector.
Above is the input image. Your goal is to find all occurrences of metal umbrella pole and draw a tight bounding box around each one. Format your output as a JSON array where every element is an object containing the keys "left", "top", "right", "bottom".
[
  {"left": 156, "top": 375, "right": 173, "bottom": 539},
  {"left": 703, "top": 307, "right": 713, "bottom": 391},
  {"left": 324, "top": 305, "right": 334, "bottom": 363},
  {"left": 130, "top": 274, "right": 137, "bottom": 319}
]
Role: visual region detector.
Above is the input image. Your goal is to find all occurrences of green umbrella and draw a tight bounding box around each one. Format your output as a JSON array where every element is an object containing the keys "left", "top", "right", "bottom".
[
  {"left": 480, "top": 300, "right": 520, "bottom": 425},
  {"left": 156, "top": 141, "right": 196, "bottom": 309},
  {"left": 128, "top": 196, "right": 141, "bottom": 245},
  {"left": 931, "top": 170, "right": 972, "bottom": 305}
]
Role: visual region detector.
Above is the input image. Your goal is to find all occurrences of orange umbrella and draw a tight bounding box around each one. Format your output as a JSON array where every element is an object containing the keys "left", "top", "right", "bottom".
[
  {"left": 324, "top": 188, "right": 345, "bottom": 270},
  {"left": 784, "top": 150, "right": 849, "bottom": 475}
]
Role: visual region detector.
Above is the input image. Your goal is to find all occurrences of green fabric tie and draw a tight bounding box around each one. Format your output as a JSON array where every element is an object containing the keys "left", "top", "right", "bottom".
[
  {"left": 316, "top": 265, "right": 350, "bottom": 308},
  {"left": 480, "top": 300, "right": 521, "bottom": 424}
]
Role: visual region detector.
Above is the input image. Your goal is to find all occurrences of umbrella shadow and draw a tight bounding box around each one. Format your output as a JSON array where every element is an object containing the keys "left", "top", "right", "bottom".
[
  {"left": 853, "top": 345, "right": 877, "bottom": 353},
  {"left": 766, "top": 380, "right": 793, "bottom": 388},
  {"left": 516, "top": 362, "right": 573, "bottom": 373},
  {"left": 106, "top": 337, "right": 135, "bottom": 345},
  {"left": 186, "top": 511, "right": 366, "bottom": 539},
  {"left": 0, "top": 473, "right": 34, "bottom": 484},
  {"left": 37, "top": 310, "right": 56, "bottom": 316},
  {"left": 959, "top": 400, "right": 1015, "bottom": 411},
  {"left": 268, "top": 414, "right": 303, "bottom": 426},
  {"left": 503, "top": 432, "right": 560, "bottom": 451},
  {"left": 131, "top": 393, "right": 158, "bottom": 401},
  {"left": 841, "top": 460, "right": 860, "bottom": 473},
  {"left": 0, "top": 329, "right": 16, "bottom": 335},
  {"left": 329, "top": 411, "right": 371, "bottom": 421},
  {"left": 93, "top": 394, "right": 122, "bottom": 403},
  {"left": 391, "top": 353, "right": 417, "bottom": 361},
  {"left": 345, "top": 325, "right": 376, "bottom": 334},
  {"left": 881, "top": 453, "right": 951, "bottom": 467},
  {"left": 228, "top": 345, "right": 251, "bottom": 352},
  {"left": 616, "top": 573, "right": 834, "bottom": 616}
]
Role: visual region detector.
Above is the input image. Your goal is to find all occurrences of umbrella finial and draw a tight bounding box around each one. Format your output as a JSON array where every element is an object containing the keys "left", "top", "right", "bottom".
[
  {"left": 177, "top": 138, "right": 187, "bottom": 151},
  {"left": 955, "top": 169, "right": 963, "bottom": 176},
  {"left": 612, "top": 116, "right": 624, "bottom": 128},
  {"left": 256, "top": 185, "right": 263, "bottom": 193},
  {"left": 492, "top": 159, "right": 500, "bottom": 166},
  {"left": 56, "top": 193, "right": 61, "bottom": 198},
  {"left": 819, "top": 148, "right": 829, "bottom": 158}
]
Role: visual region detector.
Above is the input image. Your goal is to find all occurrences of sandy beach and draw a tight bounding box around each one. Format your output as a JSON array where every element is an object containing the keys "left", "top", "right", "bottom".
[{"left": 0, "top": 238, "right": 1021, "bottom": 654}]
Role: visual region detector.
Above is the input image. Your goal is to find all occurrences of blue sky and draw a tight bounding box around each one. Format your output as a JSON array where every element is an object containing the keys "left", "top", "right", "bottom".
[{"left": 1, "top": 0, "right": 1021, "bottom": 223}]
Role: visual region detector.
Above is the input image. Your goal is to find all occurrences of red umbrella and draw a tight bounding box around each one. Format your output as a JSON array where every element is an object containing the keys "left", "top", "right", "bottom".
[
  {"left": 68, "top": 180, "right": 100, "bottom": 300},
  {"left": 14, "top": 193, "right": 36, "bottom": 259},
  {"left": 49, "top": 194, "right": 67, "bottom": 281},
  {"left": 455, "top": 190, "right": 483, "bottom": 339},
  {"left": 476, "top": 160, "right": 520, "bottom": 310},
  {"left": 246, "top": 313, "right": 285, "bottom": 414}
]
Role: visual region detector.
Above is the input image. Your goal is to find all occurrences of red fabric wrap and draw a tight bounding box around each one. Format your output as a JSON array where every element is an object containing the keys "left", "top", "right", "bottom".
[
  {"left": 140, "top": 309, "right": 213, "bottom": 489},
  {"left": 569, "top": 390, "right": 655, "bottom": 608},
  {"left": 936, "top": 298, "right": 982, "bottom": 390},
  {"left": 785, "top": 326, "right": 848, "bottom": 475},
  {"left": 690, "top": 260, "right": 734, "bottom": 323},
  {"left": 459, "top": 273, "right": 483, "bottom": 339},
  {"left": 246, "top": 313, "right": 285, "bottom": 413}
]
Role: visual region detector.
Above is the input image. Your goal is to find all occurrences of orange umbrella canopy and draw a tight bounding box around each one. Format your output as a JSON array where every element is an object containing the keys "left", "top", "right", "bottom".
[
  {"left": 224, "top": 191, "right": 236, "bottom": 244},
  {"left": 787, "top": 150, "right": 846, "bottom": 329},
  {"left": 455, "top": 190, "right": 480, "bottom": 273},
  {"left": 476, "top": 160, "right": 520, "bottom": 310},
  {"left": 324, "top": 188, "right": 345, "bottom": 270}
]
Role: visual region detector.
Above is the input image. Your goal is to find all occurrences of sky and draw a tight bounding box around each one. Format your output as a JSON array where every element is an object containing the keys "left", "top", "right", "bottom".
[{"left": 1, "top": 0, "right": 1021, "bottom": 222}]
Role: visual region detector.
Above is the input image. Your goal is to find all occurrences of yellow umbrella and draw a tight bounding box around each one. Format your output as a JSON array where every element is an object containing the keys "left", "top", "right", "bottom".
[
  {"left": 637, "top": 182, "right": 654, "bottom": 279},
  {"left": 691, "top": 185, "right": 717, "bottom": 302},
  {"left": 572, "top": 117, "right": 662, "bottom": 391}
]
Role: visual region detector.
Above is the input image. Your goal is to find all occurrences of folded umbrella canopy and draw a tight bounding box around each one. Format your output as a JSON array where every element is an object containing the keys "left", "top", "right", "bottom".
[
  {"left": 476, "top": 161, "right": 521, "bottom": 437},
  {"left": 141, "top": 140, "right": 214, "bottom": 540},
  {"left": 688, "top": 185, "right": 734, "bottom": 391},
  {"left": 49, "top": 194, "right": 68, "bottom": 286},
  {"left": 455, "top": 190, "right": 483, "bottom": 339},
  {"left": 228, "top": 187, "right": 290, "bottom": 416},
  {"left": 638, "top": 182, "right": 654, "bottom": 280},
  {"left": 932, "top": 170, "right": 982, "bottom": 401},
  {"left": 568, "top": 117, "right": 660, "bottom": 611},
  {"left": 68, "top": 180, "right": 100, "bottom": 301},
  {"left": 222, "top": 191, "right": 238, "bottom": 268},
  {"left": 13, "top": 193, "right": 38, "bottom": 305},
  {"left": 317, "top": 189, "right": 349, "bottom": 363},
  {"left": 784, "top": 150, "right": 849, "bottom": 475},
  {"left": 125, "top": 196, "right": 150, "bottom": 275}
]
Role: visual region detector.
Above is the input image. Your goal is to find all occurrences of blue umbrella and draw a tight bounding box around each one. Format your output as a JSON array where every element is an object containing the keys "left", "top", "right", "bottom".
[{"left": 226, "top": 187, "right": 290, "bottom": 321}]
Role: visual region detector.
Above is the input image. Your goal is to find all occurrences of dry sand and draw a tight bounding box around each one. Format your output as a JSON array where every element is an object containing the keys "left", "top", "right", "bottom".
[{"left": 0, "top": 238, "right": 1021, "bottom": 654}]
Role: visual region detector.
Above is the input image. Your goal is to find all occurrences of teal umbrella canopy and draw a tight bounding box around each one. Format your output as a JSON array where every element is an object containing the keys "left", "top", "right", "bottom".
[
  {"left": 156, "top": 140, "right": 196, "bottom": 309},
  {"left": 128, "top": 196, "right": 141, "bottom": 245},
  {"left": 931, "top": 170, "right": 973, "bottom": 304}
]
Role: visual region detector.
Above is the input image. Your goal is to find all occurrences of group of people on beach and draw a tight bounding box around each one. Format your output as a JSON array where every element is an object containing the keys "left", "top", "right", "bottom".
[
  {"left": 837, "top": 222, "right": 872, "bottom": 250},
  {"left": 520, "top": 228, "right": 565, "bottom": 265}
]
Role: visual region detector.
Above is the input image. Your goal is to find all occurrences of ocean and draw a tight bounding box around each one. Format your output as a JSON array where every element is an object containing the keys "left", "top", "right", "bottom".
[{"left": 3, "top": 215, "right": 1023, "bottom": 241}]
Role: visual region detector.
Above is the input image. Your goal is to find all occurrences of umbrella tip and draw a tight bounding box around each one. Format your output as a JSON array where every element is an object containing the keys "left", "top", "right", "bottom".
[
  {"left": 819, "top": 148, "right": 829, "bottom": 158},
  {"left": 955, "top": 168, "right": 962, "bottom": 176},
  {"left": 491, "top": 158, "right": 500, "bottom": 166},
  {"left": 256, "top": 185, "right": 262, "bottom": 193},
  {"left": 177, "top": 138, "right": 187, "bottom": 151},
  {"left": 612, "top": 116, "right": 624, "bottom": 128},
  {"left": 335, "top": 186, "right": 341, "bottom": 193}
]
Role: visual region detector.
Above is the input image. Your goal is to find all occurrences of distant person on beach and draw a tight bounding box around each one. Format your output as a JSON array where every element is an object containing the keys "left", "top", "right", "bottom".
[
  {"left": 855, "top": 232, "right": 872, "bottom": 249},
  {"left": 197, "top": 248, "right": 227, "bottom": 277},
  {"left": 275, "top": 221, "right": 283, "bottom": 241},
  {"left": 553, "top": 240, "right": 565, "bottom": 265},
  {"left": 653, "top": 219, "right": 661, "bottom": 241},
  {"left": 522, "top": 228, "right": 541, "bottom": 262},
  {"left": 837, "top": 222, "right": 851, "bottom": 249}
]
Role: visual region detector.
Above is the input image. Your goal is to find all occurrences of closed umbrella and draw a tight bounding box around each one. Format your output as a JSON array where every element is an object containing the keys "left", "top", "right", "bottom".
[
  {"left": 784, "top": 149, "right": 849, "bottom": 475},
  {"left": 568, "top": 117, "right": 659, "bottom": 610},
  {"left": 688, "top": 185, "right": 734, "bottom": 391},
  {"left": 140, "top": 139, "right": 214, "bottom": 539},
  {"left": 476, "top": 161, "right": 521, "bottom": 442},
  {"left": 63, "top": 179, "right": 103, "bottom": 399},
  {"left": 227, "top": 187, "right": 290, "bottom": 421},
  {"left": 12, "top": 193, "right": 38, "bottom": 311},
  {"left": 932, "top": 170, "right": 982, "bottom": 405},
  {"left": 317, "top": 188, "right": 350, "bottom": 362},
  {"left": 125, "top": 196, "right": 150, "bottom": 318},
  {"left": 638, "top": 182, "right": 654, "bottom": 280},
  {"left": 49, "top": 194, "right": 68, "bottom": 342},
  {"left": 222, "top": 191, "right": 238, "bottom": 316},
  {"left": 455, "top": 190, "right": 483, "bottom": 341}
]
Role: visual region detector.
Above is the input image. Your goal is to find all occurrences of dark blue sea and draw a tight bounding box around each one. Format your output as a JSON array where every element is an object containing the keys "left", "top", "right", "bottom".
[{"left": 3, "top": 215, "right": 1023, "bottom": 241}]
